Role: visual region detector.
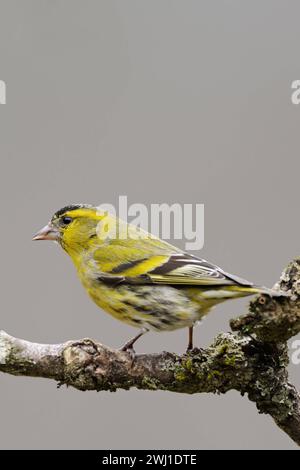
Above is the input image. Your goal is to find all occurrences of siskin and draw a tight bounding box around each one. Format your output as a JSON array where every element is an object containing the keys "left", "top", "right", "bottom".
[{"left": 33, "top": 204, "right": 286, "bottom": 351}]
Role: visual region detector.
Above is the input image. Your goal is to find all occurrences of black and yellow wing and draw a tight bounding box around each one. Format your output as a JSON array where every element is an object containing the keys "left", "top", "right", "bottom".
[
  {"left": 96, "top": 250, "right": 253, "bottom": 288},
  {"left": 145, "top": 253, "right": 253, "bottom": 287}
]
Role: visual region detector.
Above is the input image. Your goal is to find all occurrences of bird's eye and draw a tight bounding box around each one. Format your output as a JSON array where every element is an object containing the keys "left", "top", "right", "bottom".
[{"left": 61, "top": 216, "right": 73, "bottom": 226}]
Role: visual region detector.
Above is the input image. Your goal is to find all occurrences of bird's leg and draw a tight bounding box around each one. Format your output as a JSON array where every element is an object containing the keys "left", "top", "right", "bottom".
[
  {"left": 120, "top": 328, "right": 148, "bottom": 353},
  {"left": 186, "top": 326, "right": 194, "bottom": 351}
]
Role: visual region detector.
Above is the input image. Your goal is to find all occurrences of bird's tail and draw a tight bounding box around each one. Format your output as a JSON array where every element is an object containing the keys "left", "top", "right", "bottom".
[{"left": 229, "top": 284, "right": 289, "bottom": 298}]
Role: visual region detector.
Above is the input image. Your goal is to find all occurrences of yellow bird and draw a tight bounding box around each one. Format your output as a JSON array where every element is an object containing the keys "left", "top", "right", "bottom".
[{"left": 33, "top": 204, "right": 285, "bottom": 351}]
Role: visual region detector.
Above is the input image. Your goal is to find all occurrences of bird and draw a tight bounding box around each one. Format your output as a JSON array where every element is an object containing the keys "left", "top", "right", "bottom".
[{"left": 33, "top": 204, "right": 287, "bottom": 352}]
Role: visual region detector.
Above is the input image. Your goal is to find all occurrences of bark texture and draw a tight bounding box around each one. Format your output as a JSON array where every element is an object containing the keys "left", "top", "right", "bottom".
[{"left": 1, "top": 259, "right": 300, "bottom": 445}]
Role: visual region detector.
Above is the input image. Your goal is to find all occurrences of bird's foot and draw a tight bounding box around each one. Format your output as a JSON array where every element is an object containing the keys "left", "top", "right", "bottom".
[
  {"left": 119, "top": 344, "right": 136, "bottom": 363},
  {"left": 119, "top": 329, "right": 147, "bottom": 359},
  {"left": 185, "top": 346, "right": 202, "bottom": 355}
]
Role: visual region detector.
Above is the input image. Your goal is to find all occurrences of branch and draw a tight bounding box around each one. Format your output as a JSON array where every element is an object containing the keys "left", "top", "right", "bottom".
[{"left": 1, "top": 259, "right": 300, "bottom": 446}]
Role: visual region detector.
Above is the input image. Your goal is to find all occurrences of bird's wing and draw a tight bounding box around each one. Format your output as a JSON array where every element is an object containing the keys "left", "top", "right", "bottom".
[
  {"left": 144, "top": 253, "right": 253, "bottom": 286},
  {"left": 93, "top": 218, "right": 252, "bottom": 287},
  {"left": 94, "top": 247, "right": 253, "bottom": 287}
]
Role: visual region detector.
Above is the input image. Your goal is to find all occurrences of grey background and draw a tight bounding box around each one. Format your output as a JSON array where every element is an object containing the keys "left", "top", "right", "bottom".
[{"left": 0, "top": 0, "right": 299, "bottom": 449}]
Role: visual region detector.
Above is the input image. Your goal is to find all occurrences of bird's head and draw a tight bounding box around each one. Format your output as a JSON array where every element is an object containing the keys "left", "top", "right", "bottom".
[{"left": 33, "top": 204, "right": 102, "bottom": 258}]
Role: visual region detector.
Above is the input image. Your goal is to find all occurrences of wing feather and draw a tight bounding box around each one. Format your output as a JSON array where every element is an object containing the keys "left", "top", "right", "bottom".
[
  {"left": 147, "top": 253, "right": 251, "bottom": 286},
  {"left": 97, "top": 251, "right": 253, "bottom": 288}
]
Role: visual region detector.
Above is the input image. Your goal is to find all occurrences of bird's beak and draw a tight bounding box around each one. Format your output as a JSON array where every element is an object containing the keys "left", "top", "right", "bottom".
[{"left": 32, "top": 224, "right": 60, "bottom": 241}]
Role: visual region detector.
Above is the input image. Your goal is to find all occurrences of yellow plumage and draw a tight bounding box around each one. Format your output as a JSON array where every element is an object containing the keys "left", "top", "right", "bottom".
[{"left": 33, "top": 204, "right": 286, "bottom": 351}]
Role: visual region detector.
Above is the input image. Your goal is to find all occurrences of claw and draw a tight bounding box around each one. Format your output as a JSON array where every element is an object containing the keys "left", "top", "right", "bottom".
[
  {"left": 119, "top": 328, "right": 148, "bottom": 353},
  {"left": 121, "top": 345, "right": 136, "bottom": 361}
]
